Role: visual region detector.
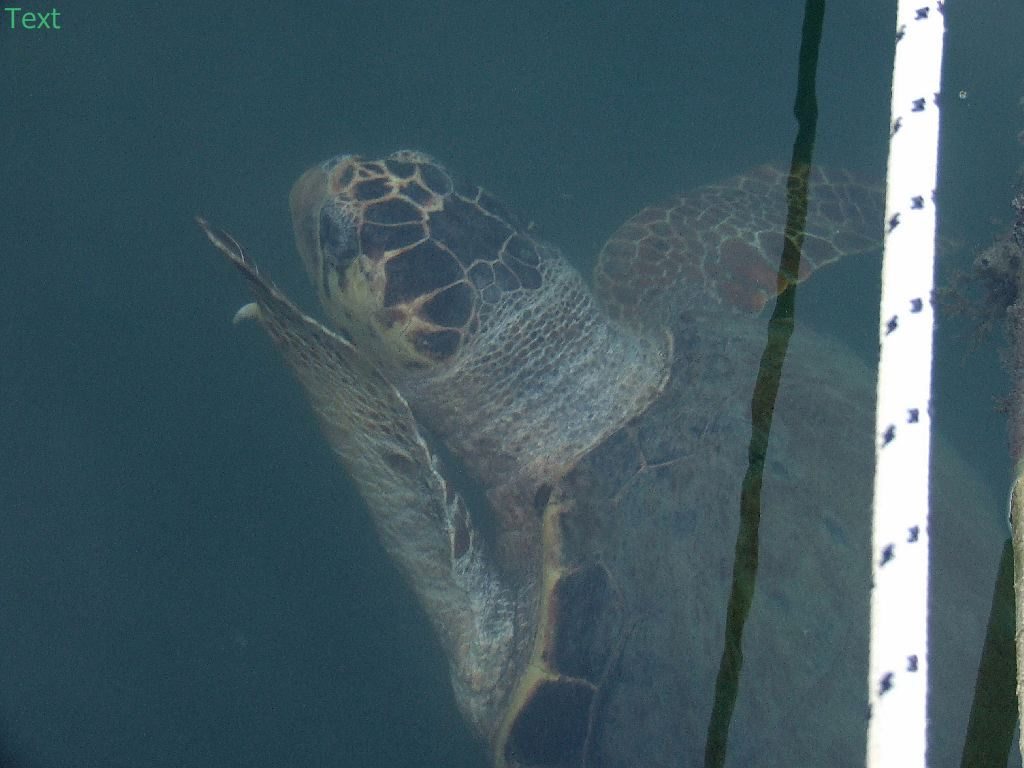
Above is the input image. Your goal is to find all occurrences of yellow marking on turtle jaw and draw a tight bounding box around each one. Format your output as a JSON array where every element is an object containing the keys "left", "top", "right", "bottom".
[{"left": 322, "top": 255, "right": 442, "bottom": 370}]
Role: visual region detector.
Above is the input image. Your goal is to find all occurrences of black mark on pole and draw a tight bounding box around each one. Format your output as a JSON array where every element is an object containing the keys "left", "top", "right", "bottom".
[
  {"left": 882, "top": 425, "right": 896, "bottom": 445},
  {"left": 881, "top": 544, "right": 895, "bottom": 566},
  {"left": 879, "top": 672, "right": 895, "bottom": 695}
]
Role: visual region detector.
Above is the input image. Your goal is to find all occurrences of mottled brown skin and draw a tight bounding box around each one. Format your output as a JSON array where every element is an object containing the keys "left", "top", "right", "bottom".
[{"left": 201, "top": 152, "right": 1005, "bottom": 767}]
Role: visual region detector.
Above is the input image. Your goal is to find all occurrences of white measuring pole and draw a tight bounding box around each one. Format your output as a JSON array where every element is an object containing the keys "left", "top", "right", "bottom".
[{"left": 867, "top": 3, "right": 944, "bottom": 767}]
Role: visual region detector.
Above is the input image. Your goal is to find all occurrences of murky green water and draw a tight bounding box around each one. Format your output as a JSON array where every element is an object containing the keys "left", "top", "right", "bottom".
[{"left": 1, "top": 1, "right": 1021, "bottom": 766}]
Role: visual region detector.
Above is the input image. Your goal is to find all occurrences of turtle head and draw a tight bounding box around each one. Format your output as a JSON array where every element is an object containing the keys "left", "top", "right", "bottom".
[
  {"left": 291, "top": 150, "right": 669, "bottom": 505},
  {"left": 290, "top": 149, "right": 528, "bottom": 370}
]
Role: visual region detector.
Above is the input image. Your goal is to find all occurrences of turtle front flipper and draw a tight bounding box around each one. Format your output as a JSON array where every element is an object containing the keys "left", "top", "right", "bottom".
[
  {"left": 197, "top": 218, "right": 517, "bottom": 735},
  {"left": 594, "top": 165, "right": 883, "bottom": 326}
]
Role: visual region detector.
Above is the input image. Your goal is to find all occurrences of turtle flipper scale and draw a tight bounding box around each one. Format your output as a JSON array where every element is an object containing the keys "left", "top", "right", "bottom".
[
  {"left": 197, "top": 218, "right": 516, "bottom": 734},
  {"left": 594, "top": 165, "right": 883, "bottom": 325}
]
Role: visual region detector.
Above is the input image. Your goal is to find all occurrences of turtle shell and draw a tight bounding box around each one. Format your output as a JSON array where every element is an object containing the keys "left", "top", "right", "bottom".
[
  {"left": 497, "top": 313, "right": 1000, "bottom": 768},
  {"left": 492, "top": 175, "right": 1003, "bottom": 766},
  {"left": 497, "top": 312, "right": 869, "bottom": 765}
]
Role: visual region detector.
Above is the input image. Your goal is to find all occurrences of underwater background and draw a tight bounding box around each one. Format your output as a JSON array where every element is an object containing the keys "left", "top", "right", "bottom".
[{"left": 1, "top": 1, "right": 1022, "bottom": 766}]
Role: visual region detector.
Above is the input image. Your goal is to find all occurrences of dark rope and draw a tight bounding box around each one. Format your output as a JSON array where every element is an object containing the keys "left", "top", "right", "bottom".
[{"left": 701, "top": 1, "right": 824, "bottom": 764}]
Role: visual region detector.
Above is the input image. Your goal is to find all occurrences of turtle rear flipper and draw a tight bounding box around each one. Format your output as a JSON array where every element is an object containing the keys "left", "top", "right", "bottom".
[
  {"left": 197, "top": 218, "right": 516, "bottom": 733},
  {"left": 594, "top": 165, "right": 883, "bottom": 325}
]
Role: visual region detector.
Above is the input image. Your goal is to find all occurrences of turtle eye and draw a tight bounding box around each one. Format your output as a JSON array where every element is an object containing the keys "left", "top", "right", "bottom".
[{"left": 318, "top": 201, "right": 359, "bottom": 278}]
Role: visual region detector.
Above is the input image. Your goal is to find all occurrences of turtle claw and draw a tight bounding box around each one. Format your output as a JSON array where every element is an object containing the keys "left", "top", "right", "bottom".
[
  {"left": 232, "top": 302, "right": 261, "bottom": 324},
  {"left": 196, "top": 216, "right": 256, "bottom": 270}
]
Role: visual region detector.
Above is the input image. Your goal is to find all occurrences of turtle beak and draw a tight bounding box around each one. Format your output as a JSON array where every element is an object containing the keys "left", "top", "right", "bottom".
[{"left": 290, "top": 164, "right": 330, "bottom": 288}]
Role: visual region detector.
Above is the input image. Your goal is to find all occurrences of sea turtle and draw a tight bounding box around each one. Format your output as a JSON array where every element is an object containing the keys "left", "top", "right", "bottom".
[{"left": 198, "top": 150, "right": 1002, "bottom": 766}]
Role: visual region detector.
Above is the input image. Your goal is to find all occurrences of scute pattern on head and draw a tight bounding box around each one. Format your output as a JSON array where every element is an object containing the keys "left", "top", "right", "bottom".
[{"left": 297, "top": 151, "right": 553, "bottom": 368}]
